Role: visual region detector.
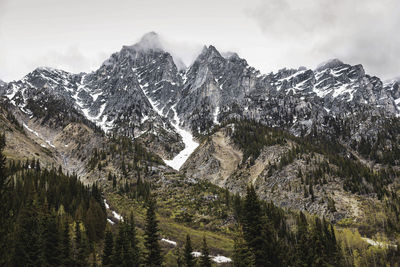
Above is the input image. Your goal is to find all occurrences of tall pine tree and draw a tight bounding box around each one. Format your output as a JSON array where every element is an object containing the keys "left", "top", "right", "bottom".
[
  {"left": 74, "top": 222, "right": 87, "bottom": 267},
  {"left": 233, "top": 226, "right": 255, "bottom": 267},
  {"left": 242, "top": 185, "right": 270, "bottom": 266},
  {"left": 102, "top": 229, "right": 114, "bottom": 267},
  {"left": 144, "top": 197, "right": 162, "bottom": 266},
  {"left": 184, "top": 234, "right": 195, "bottom": 267},
  {"left": 60, "top": 222, "right": 72, "bottom": 266},
  {"left": 199, "top": 236, "right": 211, "bottom": 267},
  {"left": 0, "top": 133, "right": 11, "bottom": 266}
]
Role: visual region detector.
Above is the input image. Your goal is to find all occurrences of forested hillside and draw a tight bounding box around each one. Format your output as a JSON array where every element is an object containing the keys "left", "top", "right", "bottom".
[{"left": 2, "top": 129, "right": 400, "bottom": 266}]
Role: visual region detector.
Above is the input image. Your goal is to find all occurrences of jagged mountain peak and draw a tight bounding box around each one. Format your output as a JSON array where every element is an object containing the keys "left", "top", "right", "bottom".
[
  {"left": 4, "top": 34, "right": 400, "bottom": 167},
  {"left": 315, "top": 58, "right": 346, "bottom": 72},
  {"left": 196, "top": 45, "right": 223, "bottom": 62},
  {"left": 221, "top": 51, "right": 239, "bottom": 60},
  {"left": 387, "top": 76, "right": 400, "bottom": 84},
  {"left": 127, "top": 31, "right": 164, "bottom": 52},
  {"left": 30, "top": 66, "right": 73, "bottom": 77},
  {"left": 34, "top": 66, "right": 60, "bottom": 72}
]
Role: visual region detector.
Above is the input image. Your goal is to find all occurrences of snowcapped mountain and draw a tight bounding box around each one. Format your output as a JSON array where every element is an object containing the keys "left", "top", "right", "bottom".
[{"left": 2, "top": 32, "right": 400, "bottom": 169}]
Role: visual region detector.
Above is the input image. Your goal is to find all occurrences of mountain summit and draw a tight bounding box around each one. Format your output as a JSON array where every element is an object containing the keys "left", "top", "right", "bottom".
[
  {"left": 2, "top": 35, "right": 400, "bottom": 171},
  {"left": 128, "top": 31, "right": 164, "bottom": 52}
]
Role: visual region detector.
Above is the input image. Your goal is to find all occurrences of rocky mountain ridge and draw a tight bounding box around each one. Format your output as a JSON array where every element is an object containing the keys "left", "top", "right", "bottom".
[
  {"left": 3, "top": 33, "right": 399, "bottom": 145},
  {"left": 2, "top": 32, "right": 400, "bottom": 222}
]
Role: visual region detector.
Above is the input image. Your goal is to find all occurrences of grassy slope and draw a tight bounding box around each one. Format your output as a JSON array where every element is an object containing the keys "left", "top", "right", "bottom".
[{"left": 104, "top": 173, "right": 235, "bottom": 265}]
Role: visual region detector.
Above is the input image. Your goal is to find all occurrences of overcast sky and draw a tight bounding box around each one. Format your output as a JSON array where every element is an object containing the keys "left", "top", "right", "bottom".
[{"left": 1, "top": 0, "right": 399, "bottom": 82}]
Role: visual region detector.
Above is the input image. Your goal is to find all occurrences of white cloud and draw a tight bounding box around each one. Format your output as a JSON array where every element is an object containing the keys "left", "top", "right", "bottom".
[
  {"left": 247, "top": 0, "right": 400, "bottom": 78},
  {"left": 0, "top": 0, "right": 399, "bottom": 81}
]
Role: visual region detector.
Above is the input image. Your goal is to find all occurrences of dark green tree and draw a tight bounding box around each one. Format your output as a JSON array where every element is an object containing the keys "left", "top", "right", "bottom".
[
  {"left": 42, "top": 213, "right": 61, "bottom": 266},
  {"left": 0, "top": 133, "right": 10, "bottom": 266},
  {"left": 60, "top": 222, "right": 72, "bottom": 266},
  {"left": 127, "top": 212, "right": 140, "bottom": 267},
  {"left": 233, "top": 227, "right": 255, "bottom": 267},
  {"left": 74, "top": 222, "right": 87, "bottom": 267},
  {"left": 199, "top": 236, "right": 211, "bottom": 267},
  {"left": 144, "top": 198, "right": 162, "bottom": 266},
  {"left": 12, "top": 206, "right": 42, "bottom": 267},
  {"left": 184, "top": 234, "right": 195, "bottom": 267},
  {"left": 175, "top": 247, "right": 183, "bottom": 267},
  {"left": 102, "top": 229, "right": 114, "bottom": 267},
  {"left": 112, "top": 224, "right": 123, "bottom": 266},
  {"left": 242, "top": 185, "right": 271, "bottom": 266}
]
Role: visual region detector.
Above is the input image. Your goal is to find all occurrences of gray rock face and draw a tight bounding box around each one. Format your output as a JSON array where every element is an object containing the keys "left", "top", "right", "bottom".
[{"left": 3, "top": 32, "right": 400, "bottom": 160}]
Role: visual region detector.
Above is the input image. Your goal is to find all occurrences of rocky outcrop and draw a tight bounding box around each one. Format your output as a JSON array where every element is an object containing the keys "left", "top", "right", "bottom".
[{"left": 183, "top": 124, "right": 368, "bottom": 221}]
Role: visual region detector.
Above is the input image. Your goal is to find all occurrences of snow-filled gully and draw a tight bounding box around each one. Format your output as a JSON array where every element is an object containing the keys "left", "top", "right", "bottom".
[
  {"left": 104, "top": 199, "right": 123, "bottom": 223},
  {"left": 23, "top": 123, "right": 56, "bottom": 148},
  {"left": 164, "top": 105, "right": 199, "bottom": 170},
  {"left": 138, "top": 80, "right": 199, "bottom": 170}
]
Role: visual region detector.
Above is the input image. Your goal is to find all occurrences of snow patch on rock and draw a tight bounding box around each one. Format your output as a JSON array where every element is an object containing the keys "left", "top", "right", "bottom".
[
  {"left": 161, "top": 238, "right": 177, "bottom": 246},
  {"left": 164, "top": 105, "right": 199, "bottom": 170}
]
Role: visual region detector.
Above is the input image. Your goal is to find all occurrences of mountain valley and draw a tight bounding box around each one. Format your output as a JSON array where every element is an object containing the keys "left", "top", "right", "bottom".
[{"left": 2, "top": 32, "right": 400, "bottom": 266}]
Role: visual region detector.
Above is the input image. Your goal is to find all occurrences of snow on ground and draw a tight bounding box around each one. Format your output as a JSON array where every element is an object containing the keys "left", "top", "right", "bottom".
[
  {"left": 138, "top": 77, "right": 199, "bottom": 170},
  {"left": 161, "top": 238, "right": 177, "bottom": 246},
  {"left": 104, "top": 199, "right": 110, "bottom": 209},
  {"left": 72, "top": 76, "right": 112, "bottom": 133},
  {"left": 23, "top": 123, "right": 40, "bottom": 137},
  {"left": 212, "top": 255, "right": 233, "bottom": 263},
  {"left": 104, "top": 199, "right": 123, "bottom": 222},
  {"left": 6, "top": 84, "right": 18, "bottom": 105},
  {"left": 213, "top": 106, "right": 220, "bottom": 125},
  {"left": 139, "top": 83, "right": 164, "bottom": 117},
  {"left": 191, "top": 251, "right": 232, "bottom": 263},
  {"left": 161, "top": 237, "right": 232, "bottom": 262},
  {"left": 141, "top": 114, "right": 149, "bottom": 123},
  {"left": 164, "top": 105, "right": 199, "bottom": 170},
  {"left": 23, "top": 123, "right": 56, "bottom": 148},
  {"left": 331, "top": 85, "right": 355, "bottom": 101},
  {"left": 112, "top": 211, "right": 123, "bottom": 221},
  {"left": 192, "top": 252, "right": 202, "bottom": 257},
  {"left": 91, "top": 91, "right": 103, "bottom": 102},
  {"left": 362, "top": 237, "right": 394, "bottom": 248},
  {"left": 46, "top": 140, "right": 55, "bottom": 148},
  {"left": 107, "top": 219, "right": 115, "bottom": 225}
]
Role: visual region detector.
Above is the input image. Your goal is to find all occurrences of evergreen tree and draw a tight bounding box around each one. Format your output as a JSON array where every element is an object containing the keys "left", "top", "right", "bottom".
[
  {"left": 242, "top": 185, "right": 271, "bottom": 266},
  {"left": 60, "top": 222, "right": 72, "bottom": 266},
  {"left": 42, "top": 213, "right": 61, "bottom": 266},
  {"left": 144, "top": 198, "right": 162, "bottom": 266},
  {"left": 74, "top": 222, "right": 87, "bottom": 267},
  {"left": 13, "top": 206, "right": 42, "bottom": 267},
  {"left": 0, "top": 133, "right": 10, "bottom": 266},
  {"left": 309, "top": 184, "right": 315, "bottom": 202},
  {"left": 295, "top": 212, "right": 310, "bottom": 267},
  {"left": 199, "top": 236, "right": 211, "bottom": 267},
  {"left": 233, "top": 227, "right": 255, "bottom": 267},
  {"left": 184, "top": 234, "right": 195, "bottom": 267},
  {"left": 113, "top": 175, "right": 117, "bottom": 189},
  {"left": 112, "top": 223, "right": 123, "bottom": 266},
  {"left": 175, "top": 247, "right": 183, "bottom": 267},
  {"left": 127, "top": 212, "right": 140, "bottom": 267},
  {"left": 102, "top": 229, "right": 114, "bottom": 267}
]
